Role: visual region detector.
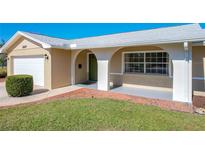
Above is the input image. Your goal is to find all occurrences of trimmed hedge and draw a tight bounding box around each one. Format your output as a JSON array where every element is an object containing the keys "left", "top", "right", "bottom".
[{"left": 6, "top": 75, "right": 33, "bottom": 97}]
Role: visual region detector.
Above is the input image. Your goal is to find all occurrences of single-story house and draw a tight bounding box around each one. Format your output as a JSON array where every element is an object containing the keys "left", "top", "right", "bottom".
[{"left": 1, "top": 24, "right": 205, "bottom": 104}]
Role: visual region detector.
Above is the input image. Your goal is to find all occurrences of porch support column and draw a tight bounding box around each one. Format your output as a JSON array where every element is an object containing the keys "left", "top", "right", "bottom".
[
  {"left": 97, "top": 60, "right": 110, "bottom": 91},
  {"left": 172, "top": 42, "right": 192, "bottom": 103},
  {"left": 92, "top": 47, "right": 119, "bottom": 91}
]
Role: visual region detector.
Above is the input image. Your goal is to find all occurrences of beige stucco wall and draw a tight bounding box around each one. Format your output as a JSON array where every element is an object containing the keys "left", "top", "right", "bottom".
[
  {"left": 7, "top": 37, "right": 52, "bottom": 89},
  {"left": 75, "top": 50, "right": 92, "bottom": 84},
  {"left": 122, "top": 74, "right": 172, "bottom": 88},
  {"left": 6, "top": 37, "right": 71, "bottom": 90},
  {"left": 192, "top": 46, "right": 205, "bottom": 92},
  {"left": 50, "top": 48, "right": 71, "bottom": 89},
  {"left": 8, "top": 37, "right": 43, "bottom": 51},
  {"left": 109, "top": 46, "right": 172, "bottom": 88}
]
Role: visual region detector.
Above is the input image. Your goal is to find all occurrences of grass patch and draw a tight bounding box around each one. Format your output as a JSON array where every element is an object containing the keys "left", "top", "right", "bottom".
[{"left": 0, "top": 98, "right": 205, "bottom": 130}]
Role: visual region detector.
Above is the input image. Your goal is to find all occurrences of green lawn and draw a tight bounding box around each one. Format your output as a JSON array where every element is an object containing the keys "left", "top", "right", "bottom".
[{"left": 0, "top": 98, "right": 205, "bottom": 130}]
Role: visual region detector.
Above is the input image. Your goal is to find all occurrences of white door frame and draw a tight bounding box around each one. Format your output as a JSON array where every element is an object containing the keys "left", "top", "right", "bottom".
[
  {"left": 87, "top": 52, "right": 98, "bottom": 81},
  {"left": 87, "top": 53, "right": 92, "bottom": 81}
]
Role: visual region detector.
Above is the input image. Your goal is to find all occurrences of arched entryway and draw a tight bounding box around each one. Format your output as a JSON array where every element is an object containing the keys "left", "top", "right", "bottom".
[
  {"left": 109, "top": 45, "right": 173, "bottom": 101},
  {"left": 110, "top": 45, "right": 172, "bottom": 88},
  {"left": 74, "top": 49, "right": 98, "bottom": 84}
]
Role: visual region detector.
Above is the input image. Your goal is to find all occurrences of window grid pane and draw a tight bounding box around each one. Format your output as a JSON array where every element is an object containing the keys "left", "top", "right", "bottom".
[
  {"left": 145, "top": 52, "right": 169, "bottom": 75},
  {"left": 124, "top": 53, "right": 145, "bottom": 73},
  {"left": 124, "top": 52, "right": 169, "bottom": 75}
]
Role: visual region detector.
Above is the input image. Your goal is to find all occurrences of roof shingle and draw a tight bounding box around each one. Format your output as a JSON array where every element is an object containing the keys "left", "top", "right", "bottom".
[{"left": 2, "top": 24, "right": 205, "bottom": 52}]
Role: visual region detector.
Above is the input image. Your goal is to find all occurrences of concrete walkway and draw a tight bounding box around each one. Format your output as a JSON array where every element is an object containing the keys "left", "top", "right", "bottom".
[
  {"left": 77, "top": 83, "right": 173, "bottom": 101},
  {"left": 0, "top": 82, "right": 81, "bottom": 107},
  {"left": 111, "top": 85, "right": 173, "bottom": 101}
]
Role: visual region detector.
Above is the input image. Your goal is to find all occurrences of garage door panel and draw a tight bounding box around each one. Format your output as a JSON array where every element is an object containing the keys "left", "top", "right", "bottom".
[{"left": 13, "top": 57, "right": 44, "bottom": 86}]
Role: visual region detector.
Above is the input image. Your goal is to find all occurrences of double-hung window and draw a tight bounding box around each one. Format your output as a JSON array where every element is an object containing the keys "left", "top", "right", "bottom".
[{"left": 124, "top": 51, "right": 169, "bottom": 75}]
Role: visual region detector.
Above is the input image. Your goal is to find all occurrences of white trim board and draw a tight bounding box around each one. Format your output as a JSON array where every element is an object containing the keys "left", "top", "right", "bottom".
[
  {"left": 0, "top": 31, "right": 51, "bottom": 53},
  {"left": 109, "top": 72, "right": 123, "bottom": 75},
  {"left": 86, "top": 52, "right": 92, "bottom": 80},
  {"left": 192, "top": 77, "right": 205, "bottom": 80}
]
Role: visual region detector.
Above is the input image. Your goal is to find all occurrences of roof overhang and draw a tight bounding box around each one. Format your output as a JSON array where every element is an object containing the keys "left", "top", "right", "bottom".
[
  {"left": 0, "top": 31, "right": 51, "bottom": 53},
  {"left": 69, "top": 38, "right": 205, "bottom": 50}
]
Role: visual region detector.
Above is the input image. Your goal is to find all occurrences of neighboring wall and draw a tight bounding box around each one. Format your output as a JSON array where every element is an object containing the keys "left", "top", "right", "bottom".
[
  {"left": 51, "top": 48, "right": 71, "bottom": 89},
  {"left": 192, "top": 46, "right": 205, "bottom": 92},
  {"left": 6, "top": 37, "right": 52, "bottom": 90},
  {"left": 110, "top": 46, "right": 172, "bottom": 88}
]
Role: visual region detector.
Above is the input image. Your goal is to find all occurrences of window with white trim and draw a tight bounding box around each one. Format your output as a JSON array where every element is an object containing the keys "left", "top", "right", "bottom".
[{"left": 124, "top": 52, "right": 169, "bottom": 75}]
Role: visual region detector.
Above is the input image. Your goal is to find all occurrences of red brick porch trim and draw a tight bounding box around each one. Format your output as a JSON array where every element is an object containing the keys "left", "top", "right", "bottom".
[
  {"left": 41, "top": 88, "right": 194, "bottom": 113},
  {"left": 193, "top": 95, "right": 205, "bottom": 108}
]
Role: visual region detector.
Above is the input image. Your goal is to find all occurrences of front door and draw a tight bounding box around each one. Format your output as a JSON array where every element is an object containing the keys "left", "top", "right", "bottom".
[{"left": 89, "top": 54, "right": 97, "bottom": 81}]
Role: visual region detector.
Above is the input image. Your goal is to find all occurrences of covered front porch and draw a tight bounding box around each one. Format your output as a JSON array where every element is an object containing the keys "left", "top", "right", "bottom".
[{"left": 71, "top": 42, "right": 193, "bottom": 104}]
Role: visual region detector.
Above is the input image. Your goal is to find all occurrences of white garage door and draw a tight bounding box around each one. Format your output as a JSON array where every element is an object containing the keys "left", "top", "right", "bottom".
[{"left": 13, "top": 56, "right": 44, "bottom": 86}]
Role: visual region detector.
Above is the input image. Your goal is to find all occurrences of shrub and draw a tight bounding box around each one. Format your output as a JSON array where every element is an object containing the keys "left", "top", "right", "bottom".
[
  {"left": 6, "top": 75, "right": 33, "bottom": 97},
  {"left": 0, "top": 67, "right": 7, "bottom": 78}
]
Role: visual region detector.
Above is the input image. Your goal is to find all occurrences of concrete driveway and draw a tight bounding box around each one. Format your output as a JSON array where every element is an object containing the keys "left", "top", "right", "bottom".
[{"left": 0, "top": 82, "right": 81, "bottom": 107}]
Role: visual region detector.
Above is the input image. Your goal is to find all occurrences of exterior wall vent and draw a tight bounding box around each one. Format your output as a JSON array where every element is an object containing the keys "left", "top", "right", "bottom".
[{"left": 22, "top": 45, "right": 27, "bottom": 48}]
